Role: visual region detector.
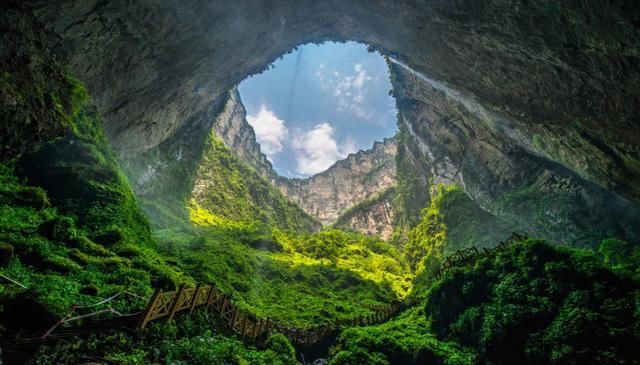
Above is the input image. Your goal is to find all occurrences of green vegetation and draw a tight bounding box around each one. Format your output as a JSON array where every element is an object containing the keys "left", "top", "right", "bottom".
[
  {"left": 157, "top": 226, "right": 410, "bottom": 328},
  {"left": 0, "top": 78, "right": 187, "bottom": 325},
  {"left": 428, "top": 185, "right": 511, "bottom": 253},
  {"left": 192, "top": 135, "right": 320, "bottom": 232},
  {"left": 494, "top": 170, "right": 638, "bottom": 248},
  {"left": 332, "top": 239, "right": 640, "bottom": 365},
  {"left": 33, "top": 310, "right": 298, "bottom": 365},
  {"left": 2, "top": 31, "right": 639, "bottom": 364},
  {"left": 425, "top": 239, "right": 640, "bottom": 364},
  {"left": 329, "top": 306, "right": 475, "bottom": 365},
  {"left": 392, "top": 122, "right": 429, "bottom": 236},
  {"left": 598, "top": 238, "right": 640, "bottom": 280}
]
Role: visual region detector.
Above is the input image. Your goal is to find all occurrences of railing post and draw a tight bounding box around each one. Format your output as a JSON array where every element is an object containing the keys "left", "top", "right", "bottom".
[
  {"left": 189, "top": 283, "right": 202, "bottom": 314},
  {"left": 168, "top": 284, "right": 186, "bottom": 321},
  {"left": 264, "top": 318, "right": 271, "bottom": 336},
  {"left": 230, "top": 305, "right": 239, "bottom": 331},
  {"left": 139, "top": 287, "right": 163, "bottom": 329},
  {"left": 205, "top": 286, "right": 216, "bottom": 307},
  {"left": 241, "top": 315, "right": 248, "bottom": 340},
  {"left": 252, "top": 319, "right": 261, "bottom": 343},
  {"left": 218, "top": 294, "right": 227, "bottom": 314}
]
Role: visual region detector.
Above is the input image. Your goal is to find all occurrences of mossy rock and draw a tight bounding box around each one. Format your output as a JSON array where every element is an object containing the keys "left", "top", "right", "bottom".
[
  {"left": 14, "top": 186, "right": 49, "bottom": 210},
  {"left": 0, "top": 291, "right": 57, "bottom": 334},
  {"left": 93, "top": 229, "right": 126, "bottom": 247},
  {"left": 68, "top": 248, "right": 90, "bottom": 266},
  {"left": 38, "top": 216, "right": 76, "bottom": 242},
  {"left": 0, "top": 243, "right": 14, "bottom": 266},
  {"left": 69, "top": 236, "right": 112, "bottom": 256},
  {"left": 41, "top": 255, "right": 81, "bottom": 274},
  {"left": 96, "top": 256, "right": 129, "bottom": 269},
  {"left": 114, "top": 245, "right": 142, "bottom": 258},
  {"left": 79, "top": 285, "right": 99, "bottom": 297}
]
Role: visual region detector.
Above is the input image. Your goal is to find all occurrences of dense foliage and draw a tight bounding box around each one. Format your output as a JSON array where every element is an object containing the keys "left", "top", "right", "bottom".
[
  {"left": 425, "top": 239, "right": 640, "bottom": 364},
  {"left": 0, "top": 83, "right": 193, "bottom": 350},
  {"left": 33, "top": 310, "right": 298, "bottom": 365},
  {"left": 157, "top": 226, "right": 409, "bottom": 328},
  {"left": 0, "top": 69, "right": 408, "bottom": 360},
  {"left": 192, "top": 135, "right": 320, "bottom": 232},
  {"left": 330, "top": 239, "right": 640, "bottom": 365},
  {"left": 2, "top": 28, "right": 639, "bottom": 364},
  {"left": 329, "top": 306, "right": 475, "bottom": 365}
]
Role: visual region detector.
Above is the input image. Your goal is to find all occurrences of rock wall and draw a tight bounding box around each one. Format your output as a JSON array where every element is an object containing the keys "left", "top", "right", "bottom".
[
  {"left": 333, "top": 187, "right": 396, "bottom": 240},
  {"left": 27, "top": 0, "right": 640, "bottom": 208},
  {"left": 10, "top": 0, "right": 639, "bottom": 245},
  {"left": 390, "top": 62, "right": 640, "bottom": 247},
  {"left": 211, "top": 89, "right": 278, "bottom": 184},
  {"left": 279, "top": 138, "right": 397, "bottom": 227}
]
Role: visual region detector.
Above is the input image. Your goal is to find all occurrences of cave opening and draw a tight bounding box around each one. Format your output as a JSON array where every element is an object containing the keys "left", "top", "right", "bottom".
[
  {"left": 2, "top": 2, "right": 640, "bottom": 364},
  {"left": 237, "top": 41, "right": 398, "bottom": 178}
]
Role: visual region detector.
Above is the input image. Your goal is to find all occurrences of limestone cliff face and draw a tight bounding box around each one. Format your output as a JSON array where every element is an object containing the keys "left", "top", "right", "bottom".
[
  {"left": 29, "top": 0, "right": 640, "bottom": 208},
  {"left": 209, "top": 91, "right": 398, "bottom": 237},
  {"left": 14, "top": 1, "right": 640, "bottom": 246},
  {"left": 278, "top": 138, "right": 397, "bottom": 228},
  {"left": 390, "top": 62, "right": 640, "bottom": 248},
  {"left": 333, "top": 188, "right": 396, "bottom": 240},
  {"left": 211, "top": 89, "right": 278, "bottom": 184}
]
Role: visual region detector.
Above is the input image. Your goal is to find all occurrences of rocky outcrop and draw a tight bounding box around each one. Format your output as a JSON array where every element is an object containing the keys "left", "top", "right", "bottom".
[
  {"left": 0, "top": 2, "right": 70, "bottom": 160},
  {"left": 333, "top": 187, "right": 396, "bottom": 240},
  {"left": 211, "top": 89, "right": 278, "bottom": 184},
  {"left": 27, "top": 0, "right": 640, "bottom": 208},
  {"left": 278, "top": 138, "right": 397, "bottom": 227},
  {"left": 390, "top": 61, "right": 640, "bottom": 247}
]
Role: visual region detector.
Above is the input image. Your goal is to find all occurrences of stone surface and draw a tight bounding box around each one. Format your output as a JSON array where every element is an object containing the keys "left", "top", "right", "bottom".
[
  {"left": 333, "top": 187, "right": 396, "bottom": 240},
  {"left": 211, "top": 89, "right": 278, "bottom": 184},
  {"left": 27, "top": 0, "right": 640, "bottom": 207},
  {"left": 390, "top": 62, "right": 640, "bottom": 247},
  {"left": 3, "top": 1, "right": 638, "bottom": 244},
  {"left": 278, "top": 139, "right": 397, "bottom": 227}
]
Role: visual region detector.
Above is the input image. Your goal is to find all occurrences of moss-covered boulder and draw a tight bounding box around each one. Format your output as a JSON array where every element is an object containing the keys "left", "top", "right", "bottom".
[
  {"left": 0, "top": 242, "right": 14, "bottom": 266},
  {"left": 38, "top": 216, "right": 76, "bottom": 242},
  {"left": 0, "top": 292, "right": 57, "bottom": 334}
]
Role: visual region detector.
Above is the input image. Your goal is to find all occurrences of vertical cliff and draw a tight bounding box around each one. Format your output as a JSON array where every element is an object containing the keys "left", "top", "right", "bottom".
[
  {"left": 211, "top": 89, "right": 279, "bottom": 184},
  {"left": 389, "top": 61, "right": 640, "bottom": 248},
  {"left": 278, "top": 139, "right": 396, "bottom": 224}
]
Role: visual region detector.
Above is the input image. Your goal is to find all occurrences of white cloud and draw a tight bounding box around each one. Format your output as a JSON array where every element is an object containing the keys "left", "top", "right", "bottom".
[
  {"left": 293, "top": 123, "right": 357, "bottom": 176},
  {"left": 316, "top": 63, "right": 374, "bottom": 120},
  {"left": 246, "top": 105, "right": 288, "bottom": 159}
]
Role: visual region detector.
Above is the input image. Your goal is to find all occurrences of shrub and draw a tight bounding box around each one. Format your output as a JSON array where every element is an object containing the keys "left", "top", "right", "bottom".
[{"left": 424, "top": 240, "right": 640, "bottom": 364}]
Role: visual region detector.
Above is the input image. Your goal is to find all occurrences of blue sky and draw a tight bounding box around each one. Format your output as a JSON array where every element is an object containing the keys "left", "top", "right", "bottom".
[{"left": 238, "top": 41, "right": 397, "bottom": 178}]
